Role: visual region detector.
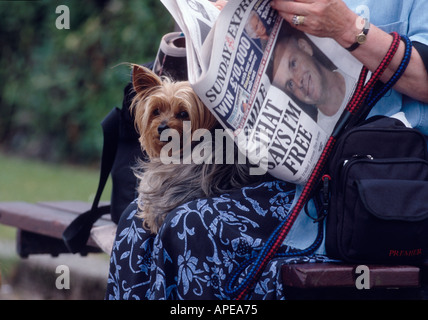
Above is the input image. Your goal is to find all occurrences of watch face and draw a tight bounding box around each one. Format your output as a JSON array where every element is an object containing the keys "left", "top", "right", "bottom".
[{"left": 357, "top": 34, "right": 367, "bottom": 44}]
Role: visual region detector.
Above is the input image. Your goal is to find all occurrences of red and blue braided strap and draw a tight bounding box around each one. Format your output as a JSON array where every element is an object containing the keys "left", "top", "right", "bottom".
[
  {"left": 366, "top": 34, "right": 413, "bottom": 108},
  {"left": 224, "top": 196, "right": 325, "bottom": 297},
  {"left": 336, "top": 32, "right": 410, "bottom": 131}
]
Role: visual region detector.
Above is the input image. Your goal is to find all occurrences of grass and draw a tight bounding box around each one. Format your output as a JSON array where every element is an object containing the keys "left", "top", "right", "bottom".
[
  {"left": 0, "top": 151, "right": 112, "bottom": 240},
  {"left": 0, "top": 152, "right": 111, "bottom": 203}
]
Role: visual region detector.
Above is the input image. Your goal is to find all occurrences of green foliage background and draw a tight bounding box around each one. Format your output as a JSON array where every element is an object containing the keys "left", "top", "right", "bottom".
[{"left": 0, "top": 0, "right": 174, "bottom": 164}]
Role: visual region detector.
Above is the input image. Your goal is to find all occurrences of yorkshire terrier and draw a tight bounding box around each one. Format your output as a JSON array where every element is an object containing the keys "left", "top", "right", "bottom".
[{"left": 130, "top": 64, "right": 265, "bottom": 234}]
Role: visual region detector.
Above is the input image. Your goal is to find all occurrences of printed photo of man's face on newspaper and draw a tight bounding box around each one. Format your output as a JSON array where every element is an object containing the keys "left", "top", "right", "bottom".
[
  {"left": 267, "top": 22, "right": 355, "bottom": 132},
  {"left": 244, "top": 8, "right": 276, "bottom": 51}
]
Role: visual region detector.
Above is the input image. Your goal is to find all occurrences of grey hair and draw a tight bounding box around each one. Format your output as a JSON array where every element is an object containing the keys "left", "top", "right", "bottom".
[
  {"left": 244, "top": 10, "right": 259, "bottom": 39},
  {"left": 134, "top": 140, "right": 265, "bottom": 234}
]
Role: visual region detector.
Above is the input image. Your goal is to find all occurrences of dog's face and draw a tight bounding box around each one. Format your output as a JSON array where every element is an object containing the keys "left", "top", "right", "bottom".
[{"left": 131, "top": 65, "right": 218, "bottom": 159}]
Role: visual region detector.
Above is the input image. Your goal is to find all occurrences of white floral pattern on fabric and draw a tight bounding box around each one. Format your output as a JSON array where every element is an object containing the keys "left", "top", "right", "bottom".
[{"left": 106, "top": 180, "right": 333, "bottom": 300}]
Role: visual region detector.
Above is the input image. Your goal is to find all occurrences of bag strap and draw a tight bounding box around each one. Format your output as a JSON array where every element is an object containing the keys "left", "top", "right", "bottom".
[
  {"left": 92, "top": 107, "right": 120, "bottom": 213},
  {"left": 62, "top": 61, "right": 156, "bottom": 253},
  {"left": 62, "top": 107, "right": 120, "bottom": 253},
  {"left": 228, "top": 32, "right": 405, "bottom": 300},
  {"left": 350, "top": 35, "right": 413, "bottom": 127}
]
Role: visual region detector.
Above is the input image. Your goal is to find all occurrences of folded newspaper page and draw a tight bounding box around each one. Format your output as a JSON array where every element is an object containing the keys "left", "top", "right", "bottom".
[{"left": 161, "top": 0, "right": 363, "bottom": 185}]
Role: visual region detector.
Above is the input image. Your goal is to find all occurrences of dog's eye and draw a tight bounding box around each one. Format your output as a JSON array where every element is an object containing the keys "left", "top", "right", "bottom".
[
  {"left": 152, "top": 109, "right": 160, "bottom": 116},
  {"left": 176, "top": 111, "right": 189, "bottom": 119}
]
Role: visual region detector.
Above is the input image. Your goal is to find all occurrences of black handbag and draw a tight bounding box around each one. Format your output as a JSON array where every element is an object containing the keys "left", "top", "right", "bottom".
[{"left": 325, "top": 116, "right": 428, "bottom": 264}]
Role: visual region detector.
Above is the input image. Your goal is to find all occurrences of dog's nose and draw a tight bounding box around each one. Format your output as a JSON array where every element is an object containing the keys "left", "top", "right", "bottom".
[{"left": 157, "top": 122, "right": 170, "bottom": 135}]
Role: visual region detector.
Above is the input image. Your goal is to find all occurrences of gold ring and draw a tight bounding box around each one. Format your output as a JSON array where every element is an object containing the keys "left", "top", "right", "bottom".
[{"left": 292, "top": 15, "right": 305, "bottom": 26}]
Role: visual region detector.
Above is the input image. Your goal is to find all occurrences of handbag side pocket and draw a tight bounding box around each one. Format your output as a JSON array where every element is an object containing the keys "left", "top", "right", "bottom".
[{"left": 341, "top": 160, "right": 428, "bottom": 264}]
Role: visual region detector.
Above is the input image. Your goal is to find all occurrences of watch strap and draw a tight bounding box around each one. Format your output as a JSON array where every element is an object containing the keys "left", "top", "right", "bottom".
[{"left": 346, "top": 18, "right": 370, "bottom": 52}]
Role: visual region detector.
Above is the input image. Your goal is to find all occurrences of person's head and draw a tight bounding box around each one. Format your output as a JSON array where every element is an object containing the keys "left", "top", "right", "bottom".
[
  {"left": 245, "top": 10, "right": 269, "bottom": 40},
  {"left": 272, "top": 24, "right": 339, "bottom": 111},
  {"left": 273, "top": 36, "right": 326, "bottom": 107}
]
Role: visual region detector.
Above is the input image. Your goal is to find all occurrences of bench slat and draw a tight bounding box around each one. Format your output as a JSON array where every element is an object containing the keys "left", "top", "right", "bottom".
[
  {"left": 37, "top": 201, "right": 111, "bottom": 221},
  {"left": 282, "top": 263, "right": 420, "bottom": 289},
  {"left": 0, "top": 202, "right": 112, "bottom": 248}
]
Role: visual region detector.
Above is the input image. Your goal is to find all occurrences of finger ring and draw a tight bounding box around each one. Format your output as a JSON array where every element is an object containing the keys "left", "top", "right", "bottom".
[{"left": 292, "top": 15, "right": 305, "bottom": 26}]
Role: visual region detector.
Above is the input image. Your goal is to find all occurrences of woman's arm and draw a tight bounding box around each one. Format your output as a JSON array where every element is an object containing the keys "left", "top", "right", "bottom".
[{"left": 271, "top": 0, "right": 428, "bottom": 103}]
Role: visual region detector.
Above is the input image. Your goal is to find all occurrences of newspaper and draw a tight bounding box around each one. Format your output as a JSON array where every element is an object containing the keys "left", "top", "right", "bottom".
[{"left": 161, "top": 0, "right": 363, "bottom": 185}]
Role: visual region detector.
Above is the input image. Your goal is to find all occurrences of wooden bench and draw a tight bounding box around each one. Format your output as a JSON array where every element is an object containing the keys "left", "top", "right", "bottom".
[
  {"left": 0, "top": 201, "right": 117, "bottom": 257},
  {"left": 0, "top": 201, "right": 426, "bottom": 299}
]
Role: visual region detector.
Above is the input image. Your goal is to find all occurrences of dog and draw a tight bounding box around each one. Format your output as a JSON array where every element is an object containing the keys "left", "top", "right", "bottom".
[
  {"left": 131, "top": 64, "right": 218, "bottom": 159},
  {"left": 130, "top": 64, "right": 266, "bottom": 234}
]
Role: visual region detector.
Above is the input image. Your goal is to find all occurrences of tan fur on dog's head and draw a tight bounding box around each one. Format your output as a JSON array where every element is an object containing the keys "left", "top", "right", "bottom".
[{"left": 130, "top": 64, "right": 218, "bottom": 159}]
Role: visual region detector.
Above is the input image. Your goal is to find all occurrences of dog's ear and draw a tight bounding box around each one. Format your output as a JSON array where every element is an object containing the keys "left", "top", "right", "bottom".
[{"left": 132, "top": 64, "right": 162, "bottom": 96}]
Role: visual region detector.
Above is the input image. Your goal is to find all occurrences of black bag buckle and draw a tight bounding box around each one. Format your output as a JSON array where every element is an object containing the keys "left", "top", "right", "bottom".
[
  {"left": 305, "top": 174, "right": 331, "bottom": 223},
  {"left": 316, "top": 174, "right": 331, "bottom": 222}
]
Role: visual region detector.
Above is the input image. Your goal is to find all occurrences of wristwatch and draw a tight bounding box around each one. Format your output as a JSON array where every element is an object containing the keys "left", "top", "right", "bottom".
[{"left": 346, "top": 18, "right": 370, "bottom": 52}]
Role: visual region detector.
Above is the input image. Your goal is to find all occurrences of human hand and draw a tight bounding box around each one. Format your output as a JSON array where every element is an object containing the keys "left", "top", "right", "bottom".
[{"left": 271, "top": 0, "right": 360, "bottom": 48}]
